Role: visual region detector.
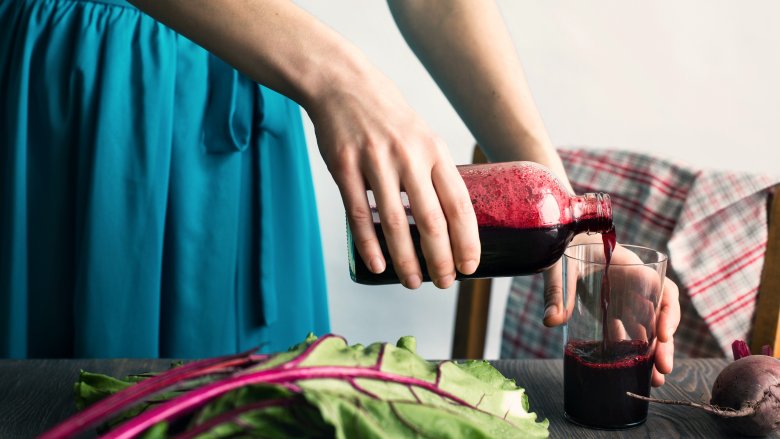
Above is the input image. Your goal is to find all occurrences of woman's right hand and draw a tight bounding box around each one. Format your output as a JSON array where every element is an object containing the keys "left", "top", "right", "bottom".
[
  {"left": 307, "top": 68, "right": 481, "bottom": 289},
  {"left": 127, "top": 0, "right": 482, "bottom": 289}
]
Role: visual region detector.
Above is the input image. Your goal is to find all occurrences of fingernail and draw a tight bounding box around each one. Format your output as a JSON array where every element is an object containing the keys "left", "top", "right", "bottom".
[
  {"left": 437, "top": 274, "right": 454, "bottom": 289},
  {"left": 457, "top": 259, "right": 479, "bottom": 275},
  {"left": 404, "top": 274, "right": 421, "bottom": 289},
  {"left": 544, "top": 305, "right": 558, "bottom": 319},
  {"left": 369, "top": 257, "right": 386, "bottom": 274}
]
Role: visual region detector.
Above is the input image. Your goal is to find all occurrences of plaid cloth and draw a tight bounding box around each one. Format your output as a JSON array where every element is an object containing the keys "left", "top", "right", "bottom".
[{"left": 501, "top": 148, "right": 779, "bottom": 359}]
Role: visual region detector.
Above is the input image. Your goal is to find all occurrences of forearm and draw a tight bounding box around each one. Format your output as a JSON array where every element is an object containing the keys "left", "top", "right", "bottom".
[
  {"left": 128, "top": 0, "right": 371, "bottom": 112},
  {"left": 388, "top": 0, "right": 571, "bottom": 190}
]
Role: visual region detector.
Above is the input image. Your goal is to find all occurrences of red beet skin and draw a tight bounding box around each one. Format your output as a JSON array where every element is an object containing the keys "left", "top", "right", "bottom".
[{"left": 710, "top": 355, "right": 780, "bottom": 437}]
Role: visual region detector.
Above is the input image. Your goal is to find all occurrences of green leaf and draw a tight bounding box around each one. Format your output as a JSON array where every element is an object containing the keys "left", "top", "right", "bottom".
[
  {"left": 72, "top": 334, "right": 548, "bottom": 438},
  {"left": 75, "top": 371, "right": 135, "bottom": 411},
  {"left": 268, "top": 335, "right": 549, "bottom": 438}
]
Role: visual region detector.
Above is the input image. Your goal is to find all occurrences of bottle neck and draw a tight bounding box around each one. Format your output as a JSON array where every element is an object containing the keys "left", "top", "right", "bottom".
[{"left": 571, "top": 193, "right": 613, "bottom": 234}]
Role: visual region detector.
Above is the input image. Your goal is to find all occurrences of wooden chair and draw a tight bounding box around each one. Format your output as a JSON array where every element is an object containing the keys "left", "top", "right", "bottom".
[
  {"left": 451, "top": 147, "right": 780, "bottom": 359},
  {"left": 751, "top": 187, "right": 780, "bottom": 356}
]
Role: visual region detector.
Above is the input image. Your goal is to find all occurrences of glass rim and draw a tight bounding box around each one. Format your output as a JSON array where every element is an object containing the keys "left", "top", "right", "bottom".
[{"left": 563, "top": 243, "right": 668, "bottom": 266}]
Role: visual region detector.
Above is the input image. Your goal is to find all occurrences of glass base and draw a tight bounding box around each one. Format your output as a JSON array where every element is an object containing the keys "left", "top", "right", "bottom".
[{"left": 564, "top": 412, "right": 647, "bottom": 430}]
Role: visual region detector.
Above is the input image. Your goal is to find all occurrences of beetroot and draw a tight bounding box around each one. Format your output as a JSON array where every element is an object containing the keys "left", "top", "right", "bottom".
[{"left": 629, "top": 340, "right": 780, "bottom": 436}]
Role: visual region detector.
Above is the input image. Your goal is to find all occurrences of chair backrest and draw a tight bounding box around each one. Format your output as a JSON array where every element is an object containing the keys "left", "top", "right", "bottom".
[{"left": 451, "top": 146, "right": 780, "bottom": 359}]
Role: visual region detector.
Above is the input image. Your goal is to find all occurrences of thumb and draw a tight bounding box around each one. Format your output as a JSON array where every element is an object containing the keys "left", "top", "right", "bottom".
[{"left": 543, "top": 259, "right": 567, "bottom": 327}]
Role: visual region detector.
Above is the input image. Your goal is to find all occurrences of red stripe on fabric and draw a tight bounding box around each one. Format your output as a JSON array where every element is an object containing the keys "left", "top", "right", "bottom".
[
  {"left": 705, "top": 288, "right": 758, "bottom": 326},
  {"left": 572, "top": 183, "right": 676, "bottom": 231},
  {"left": 611, "top": 198, "right": 675, "bottom": 232},
  {"left": 571, "top": 180, "right": 679, "bottom": 226},
  {"left": 687, "top": 240, "right": 766, "bottom": 289},
  {"left": 571, "top": 181, "right": 678, "bottom": 224},
  {"left": 688, "top": 244, "right": 766, "bottom": 298},
  {"left": 562, "top": 149, "right": 688, "bottom": 201},
  {"left": 561, "top": 151, "right": 687, "bottom": 202},
  {"left": 703, "top": 287, "right": 758, "bottom": 322}
]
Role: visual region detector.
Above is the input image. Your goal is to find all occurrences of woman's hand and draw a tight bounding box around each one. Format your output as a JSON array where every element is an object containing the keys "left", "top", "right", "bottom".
[
  {"left": 129, "top": 0, "right": 483, "bottom": 289},
  {"left": 308, "top": 68, "right": 481, "bottom": 289},
  {"left": 542, "top": 234, "right": 681, "bottom": 387}
]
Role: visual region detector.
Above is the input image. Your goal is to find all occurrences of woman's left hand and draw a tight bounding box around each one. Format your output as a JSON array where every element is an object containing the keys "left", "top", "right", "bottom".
[{"left": 542, "top": 235, "right": 681, "bottom": 387}]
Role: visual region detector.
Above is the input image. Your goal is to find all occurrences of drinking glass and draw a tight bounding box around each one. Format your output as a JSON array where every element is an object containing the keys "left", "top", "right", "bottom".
[{"left": 562, "top": 243, "right": 667, "bottom": 429}]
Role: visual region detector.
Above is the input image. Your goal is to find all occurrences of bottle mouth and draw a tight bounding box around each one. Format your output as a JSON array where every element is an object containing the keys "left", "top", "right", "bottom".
[
  {"left": 597, "top": 193, "right": 612, "bottom": 222},
  {"left": 583, "top": 192, "right": 613, "bottom": 234}
]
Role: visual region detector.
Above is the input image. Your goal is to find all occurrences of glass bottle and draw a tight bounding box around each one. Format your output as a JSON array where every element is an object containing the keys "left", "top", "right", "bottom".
[{"left": 348, "top": 161, "right": 612, "bottom": 285}]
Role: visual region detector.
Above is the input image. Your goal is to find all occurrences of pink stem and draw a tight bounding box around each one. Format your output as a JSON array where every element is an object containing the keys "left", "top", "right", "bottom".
[
  {"left": 732, "top": 340, "right": 751, "bottom": 361},
  {"left": 39, "top": 349, "right": 257, "bottom": 439},
  {"left": 102, "top": 366, "right": 476, "bottom": 439}
]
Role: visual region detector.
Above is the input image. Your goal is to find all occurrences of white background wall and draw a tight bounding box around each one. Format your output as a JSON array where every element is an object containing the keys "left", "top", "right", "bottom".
[{"left": 294, "top": 1, "right": 780, "bottom": 359}]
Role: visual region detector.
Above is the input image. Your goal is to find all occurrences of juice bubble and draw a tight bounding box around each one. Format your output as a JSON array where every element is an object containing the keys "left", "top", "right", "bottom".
[{"left": 459, "top": 162, "right": 573, "bottom": 228}]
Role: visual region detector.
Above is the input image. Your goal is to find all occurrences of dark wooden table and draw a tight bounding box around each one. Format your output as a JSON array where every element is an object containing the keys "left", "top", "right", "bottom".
[{"left": 0, "top": 358, "right": 775, "bottom": 438}]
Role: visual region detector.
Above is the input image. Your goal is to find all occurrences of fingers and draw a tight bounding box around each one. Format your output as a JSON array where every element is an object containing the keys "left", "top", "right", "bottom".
[
  {"left": 653, "top": 280, "right": 677, "bottom": 382},
  {"left": 651, "top": 365, "right": 666, "bottom": 387},
  {"left": 652, "top": 337, "right": 674, "bottom": 387},
  {"left": 335, "top": 167, "right": 386, "bottom": 275},
  {"left": 652, "top": 278, "right": 679, "bottom": 387},
  {"left": 620, "top": 291, "right": 654, "bottom": 341},
  {"left": 365, "top": 167, "right": 423, "bottom": 289},
  {"left": 543, "top": 260, "right": 566, "bottom": 326},
  {"left": 321, "top": 108, "right": 478, "bottom": 289},
  {"left": 312, "top": 76, "right": 484, "bottom": 289},
  {"left": 657, "top": 278, "right": 681, "bottom": 343},
  {"left": 608, "top": 318, "right": 629, "bottom": 342},
  {"left": 404, "top": 166, "right": 456, "bottom": 289},
  {"left": 544, "top": 256, "right": 581, "bottom": 326},
  {"left": 403, "top": 154, "right": 480, "bottom": 288},
  {"left": 655, "top": 336, "right": 674, "bottom": 374},
  {"left": 431, "top": 161, "right": 480, "bottom": 275}
]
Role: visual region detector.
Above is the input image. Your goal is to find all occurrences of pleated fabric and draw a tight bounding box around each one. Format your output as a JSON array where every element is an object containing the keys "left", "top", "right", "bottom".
[{"left": 0, "top": 0, "right": 330, "bottom": 358}]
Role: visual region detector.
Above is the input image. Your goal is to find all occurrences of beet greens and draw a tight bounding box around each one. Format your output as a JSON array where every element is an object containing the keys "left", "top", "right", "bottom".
[{"left": 41, "top": 334, "right": 548, "bottom": 438}]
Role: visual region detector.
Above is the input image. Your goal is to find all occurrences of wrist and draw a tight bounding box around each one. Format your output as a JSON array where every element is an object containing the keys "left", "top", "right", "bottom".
[{"left": 293, "top": 41, "right": 376, "bottom": 115}]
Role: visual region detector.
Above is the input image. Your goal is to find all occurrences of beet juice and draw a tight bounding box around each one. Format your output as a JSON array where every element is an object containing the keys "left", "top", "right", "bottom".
[
  {"left": 564, "top": 340, "right": 654, "bottom": 429},
  {"left": 600, "top": 226, "right": 617, "bottom": 350},
  {"left": 348, "top": 162, "right": 613, "bottom": 284},
  {"left": 563, "top": 233, "right": 660, "bottom": 429}
]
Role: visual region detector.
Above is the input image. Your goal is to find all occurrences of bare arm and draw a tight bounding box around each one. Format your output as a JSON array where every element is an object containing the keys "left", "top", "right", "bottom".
[
  {"left": 390, "top": 0, "right": 680, "bottom": 385},
  {"left": 128, "top": 0, "right": 367, "bottom": 109},
  {"left": 387, "top": 0, "right": 572, "bottom": 191},
  {"left": 128, "top": 0, "right": 482, "bottom": 290}
]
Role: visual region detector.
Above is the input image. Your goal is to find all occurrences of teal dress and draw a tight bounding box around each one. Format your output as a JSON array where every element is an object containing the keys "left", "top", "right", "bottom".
[{"left": 0, "top": 0, "right": 330, "bottom": 358}]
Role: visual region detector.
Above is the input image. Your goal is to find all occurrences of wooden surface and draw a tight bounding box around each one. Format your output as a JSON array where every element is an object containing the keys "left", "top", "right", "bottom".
[
  {"left": 1, "top": 358, "right": 777, "bottom": 438},
  {"left": 492, "top": 359, "right": 779, "bottom": 439},
  {"left": 0, "top": 358, "right": 171, "bottom": 438}
]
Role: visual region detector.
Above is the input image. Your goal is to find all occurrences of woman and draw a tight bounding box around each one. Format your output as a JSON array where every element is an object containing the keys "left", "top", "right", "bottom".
[{"left": 1, "top": 0, "right": 678, "bottom": 385}]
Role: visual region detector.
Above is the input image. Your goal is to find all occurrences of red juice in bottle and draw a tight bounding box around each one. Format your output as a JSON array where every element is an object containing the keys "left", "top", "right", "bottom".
[{"left": 348, "top": 162, "right": 613, "bottom": 284}]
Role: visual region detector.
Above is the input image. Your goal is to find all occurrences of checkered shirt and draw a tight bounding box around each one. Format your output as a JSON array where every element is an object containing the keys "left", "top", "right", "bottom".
[{"left": 501, "top": 148, "right": 779, "bottom": 359}]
